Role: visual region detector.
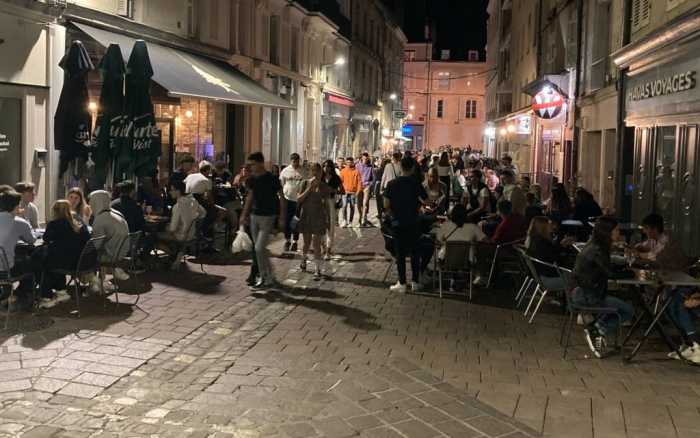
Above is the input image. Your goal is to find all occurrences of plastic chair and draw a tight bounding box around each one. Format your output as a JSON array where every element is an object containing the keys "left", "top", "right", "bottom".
[
  {"left": 0, "top": 248, "right": 35, "bottom": 330},
  {"left": 521, "top": 255, "right": 567, "bottom": 324},
  {"left": 437, "top": 240, "right": 476, "bottom": 300},
  {"left": 486, "top": 238, "right": 525, "bottom": 288},
  {"left": 48, "top": 236, "right": 105, "bottom": 318}
]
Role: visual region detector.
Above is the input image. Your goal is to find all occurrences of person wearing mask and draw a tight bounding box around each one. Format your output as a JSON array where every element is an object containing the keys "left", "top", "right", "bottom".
[
  {"left": 39, "top": 200, "right": 90, "bottom": 308},
  {"left": 240, "top": 152, "right": 286, "bottom": 289},
  {"left": 463, "top": 169, "right": 491, "bottom": 222},
  {"left": 572, "top": 217, "right": 634, "bottom": 358},
  {"left": 279, "top": 153, "right": 305, "bottom": 252},
  {"left": 297, "top": 163, "right": 330, "bottom": 279},
  {"left": 67, "top": 187, "right": 92, "bottom": 225},
  {"left": 339, "top": 157, "right": 361, "bottom": 228},
  {"left": 384, "top": 157, "right": 428, "bottom": 293},
  {"left": 0, "top": 189, "right": 36, "bottom": 310},
  {"left": 356, "top": 153, "right": 375, "bottom": 227},
  {"left": 321, "top": 160, "right": 343, "bottom": 260},
  {"left": 14, "top": 182, "right": 39, "bottom": 230},
  {"left": 500, "top": 170, "right": 527, "bottom": 217},
  {"left": 111, "top": 180, "right": 145, "bottom": 233},
  {"left": 436, "top": 151, "right": 454, "bottom": 196},
  {"left": 158, "top": 180, "right": 207, "bottom": 270},
  {"left": 89, "top": 190, "right": 130, "bottom": 285}
]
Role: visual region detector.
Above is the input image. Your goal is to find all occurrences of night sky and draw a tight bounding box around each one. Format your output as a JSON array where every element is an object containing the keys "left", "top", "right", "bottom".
[{"left": 387, "top": 0, "right": 489, "bottom": 60}]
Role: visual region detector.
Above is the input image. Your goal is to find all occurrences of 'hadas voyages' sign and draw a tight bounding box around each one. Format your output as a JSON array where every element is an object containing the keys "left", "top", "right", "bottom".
[{"left": 627, "top": 71, "right": 696, "bottom": 102}]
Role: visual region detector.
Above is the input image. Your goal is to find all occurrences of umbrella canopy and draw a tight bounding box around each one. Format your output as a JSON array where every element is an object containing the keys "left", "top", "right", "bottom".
[
  {"left": 54, "top": 40, "right": 94, "bottom": 176},
  {"left": 121, "top": 40, "right": 160, "bottom": 179},
  {"left": 93, "top": 43, "right": 126, "bottom": 186}
]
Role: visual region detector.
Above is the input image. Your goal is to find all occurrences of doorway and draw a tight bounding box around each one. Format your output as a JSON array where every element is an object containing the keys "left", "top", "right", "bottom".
[{"left": 156, "top": 118, "right": 175, "bottom": 188}]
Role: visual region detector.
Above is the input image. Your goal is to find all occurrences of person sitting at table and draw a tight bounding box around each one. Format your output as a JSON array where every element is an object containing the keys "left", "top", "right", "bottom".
[
  {"left": 169, "top": 154, "right": 195, "bottom": 190},
  {"left": 526, "top": 216, "right": 575, "bottom": 286},
  {"left": 111, "top": 180, "right": 145, "bottom": 233},
  {"left": 67, "top": 187, "right": 92, "bottom": 225},
  {"left": 0, "top": 189, "right": 36, "bottom": 311},
  {"left": 185, "top": 161, "right": 218, "bottom": 245},
  {"left": 157, "top": 180, "right": 206, "bottom": 269},
  {"left": 422, "top": 167, "right": 447, "bottom": 215},
  {"left": 546, "top": 184, "right": 572, "bottom": 222},
  {"left": 89, "top": 190, "right": 130, "bottom": 286},
  {"left": 39, "top": 200, "right": 90, "bottom": 308},
  {"left": 491, "top": 200, "right": 527, "bottom": 245},
  {"left": 572, "top": 188, "right": 603, "bottom": 223},
  {"left": 572, "top": 216, "right": 635, "bottom": 359},
  {"left": 436, "top": 204, "right": 486, "bottom": 262},
  {"left": 212, "top": 160, "right": 232, "bottom": 185},
  {"left": 14, "top": 182, "right": 39, "bottom": 230},
  {"left": 525, "top": 193, "right": 544, "bottom": 225},
  {"left": 462, "top": 169, "right": 491, "bottom": 222}
]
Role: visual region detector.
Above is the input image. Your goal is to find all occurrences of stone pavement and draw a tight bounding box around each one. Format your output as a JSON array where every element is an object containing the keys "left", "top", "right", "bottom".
[{"left": 0, "top": 224, "right": 698, "bottom": 437}]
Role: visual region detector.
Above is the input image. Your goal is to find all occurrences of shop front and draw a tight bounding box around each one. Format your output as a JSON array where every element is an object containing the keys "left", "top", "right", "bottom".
[
  {"left": 496, "top": 111, "right": 532, "bottom": 176},
  {"left": 321, "top": 92, "right": 353, "bottom": 160},
  {"left": 614, "top": 8, "right": 700, "bottom": 256}
]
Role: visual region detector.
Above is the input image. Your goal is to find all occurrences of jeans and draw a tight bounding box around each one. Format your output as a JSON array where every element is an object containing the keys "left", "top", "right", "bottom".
[
  {"left": 343, "top": 193, "right": 357, "bottom": 225},
  {"left": 394, "top": 224, "right": 421, "bottom": 285},
  {"left": 250, "top": 215, "right": 276, "bottom": 282},
  {"left": 572, "top": 288, "right": 635, "bottom": 335},
  {"left": 666, "top": 288, "right": 697, "bottom": 339},
  {"left": 284, "top": 200, "right": 299, "bottom": 242}
]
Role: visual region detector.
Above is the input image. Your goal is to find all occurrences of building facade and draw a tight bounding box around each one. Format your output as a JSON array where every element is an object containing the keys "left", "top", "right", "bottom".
[{"left": 402, "top": 43, "right": 487, "bottom": 152}]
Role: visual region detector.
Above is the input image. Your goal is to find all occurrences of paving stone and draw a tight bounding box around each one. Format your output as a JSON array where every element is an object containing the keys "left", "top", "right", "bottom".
[
  {"left": 0, "top": 379, "right": 31, "bottom": 393},
  {"left": 58, "top": 383, "right": 103, "bottom": 399},
  {"left": 279, "top": 422, "right": 319, "bottom": 438},
  {"left": 467, "top": 416, "right": 516, "bottom": 437},
  {"left": 408, "top": 406, "right": 452, "bottom": 425},
  {"left": 33, "top": 377, "right": 69, "bottom": 393},
  {"left": 433, "top": 420, "right": 484, "bottom": 438},
  {"left": 20, "top": 426, "right": 65, "bottom": 438},
  {"left": 393, "top": 419, "right": 442, "bottom": 438},
  {"left": 72, "top": 372, "right": 120, "bottom": 388},
  {"left": 347, "top": 415, "right": 383, "bottom": 431}
]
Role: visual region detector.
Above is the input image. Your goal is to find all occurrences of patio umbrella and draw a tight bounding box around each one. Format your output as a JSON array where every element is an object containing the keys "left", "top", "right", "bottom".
[
  {"left": 121, "top": 40, "right": 160, "bottom": 179},
  {"left": 54, "top": 40, "right": 94, "bottom": 177},
  {"left": 93, "top": 43, "right": 126, "bottom": 187}
]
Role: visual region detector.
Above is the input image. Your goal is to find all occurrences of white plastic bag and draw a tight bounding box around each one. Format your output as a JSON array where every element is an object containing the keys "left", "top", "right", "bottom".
[{"left": 232, "top": 226, "right": 253, "bottom": 253}]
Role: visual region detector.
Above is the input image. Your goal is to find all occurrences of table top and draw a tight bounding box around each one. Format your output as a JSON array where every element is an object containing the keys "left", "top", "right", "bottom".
[
  {"left": 561, "top": 220, "right": 585, "bottom": 227},
  {"left": 657, "top": 270, "right": 700, "bottom": 287},
  {"left": 611, "top": 269, "right": 657, "bottom": 286},
  {"left": 145, "top": 215, "right": 169, "bottom": 223}
]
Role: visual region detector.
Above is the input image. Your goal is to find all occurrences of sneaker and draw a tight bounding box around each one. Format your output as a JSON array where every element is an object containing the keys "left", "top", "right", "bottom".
[
  {"left": 54, "top": 290, "right": 71, "bottom": 304},
  {"left": 284, "top": 241, "right": 291, "bottom": 252},
  {"left": 246, "top": 275, "right": 259, "bottom": 286},
  {"left": 389, "top": 282, "right": 407, "bottom": 293},
  {"left": 38, "top": 297, "right": 58, "bottom": 309},
  {"left": 584, "top": 326, "right": 607, "bottom": 358},
  {"left": 411, "top": 282, "right": 422, "bottom": 293},
  {"left": 114, "top": 268, "right": 130, "bottom": 281},
  {"left": 688, "top": 348, "right": 700, "bottom": 365},
  {"left": 89, "top": 279, "right": 102, "bottom": 295},
  {"left": 472, "top": 276, "right": 485, "bottom": 286},
  {"left": 290, "top": 241, "right": 298, "bottom": 252},
  {"left": 300, "top": 258, "right": 307, "bottom": 272},
  {"left": 668, "top": 342, "right": 699, "bottom": 360}
]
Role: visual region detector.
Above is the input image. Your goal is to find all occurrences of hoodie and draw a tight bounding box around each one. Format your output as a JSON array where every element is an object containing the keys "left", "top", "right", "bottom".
[
  {"left": 89, "top": 190, "right": 130, "bottom": 262},
  {"left": 169, "top": 194, "right": 206, "bottom": 241}
]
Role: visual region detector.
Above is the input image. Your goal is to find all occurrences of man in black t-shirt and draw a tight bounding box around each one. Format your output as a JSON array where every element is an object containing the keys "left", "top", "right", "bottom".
[
  {"left": 384, "top": 156, "right": 428, "bottom": 293},
  {"left": 241, "top": 152, "right": 286, "bottom": 288}
]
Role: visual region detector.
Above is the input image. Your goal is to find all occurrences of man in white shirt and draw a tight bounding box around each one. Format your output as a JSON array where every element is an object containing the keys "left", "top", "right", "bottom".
[
  {"left": 184, "top": 161, "right": 213, "bottom": 196},
  {"left": 279, "top": 153, "right": 305, "bottom": 252},
  {"left": 0, "top": 188, "right": 36, "bottom": 309},
  {"left": 14, "top": 182, "right": 40, "bottom": 230},
  {"left": 184, "top": 161, "right": 216, "bottom": 244}
]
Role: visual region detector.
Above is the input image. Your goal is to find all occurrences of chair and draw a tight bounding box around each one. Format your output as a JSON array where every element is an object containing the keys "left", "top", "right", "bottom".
[
  {"left": 557, "top": 265, "right": 623, "bottom": 359},
  {"left": 381, "top": 231, "right": 396, "bottom": 283},
  {"left": 48, "top": 236, "right": 105, "bottom": 318},
  {"left": 486, "top": 238, "right": 525, "bottom": 288},
  {"left": 514, "top": 246, "right": 535, "bottom": 309},
  {"left": 521, "top": 255, "right": 568, "bottom": 324},
  {"left": 0, "top": 248, "right": 35, "bottom": 330},
  {"left": 100, "top": 232, "right": 144, "bottom": 308},
  {"left": 436, "top": 240, "right": 476, "bottom": 300},
  {"left": 175, "top": 218, "right": 206, "bottom": 273}
]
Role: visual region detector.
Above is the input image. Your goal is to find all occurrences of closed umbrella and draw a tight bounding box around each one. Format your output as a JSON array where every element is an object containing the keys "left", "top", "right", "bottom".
[
  {"left": 121, "top": 40, "right": 160, "bottom": 179},
  {"left": 93, "top": 43, "right": 126, "bottom": 187},
  {"left": 54, "top": 40, "right": 94, "bottom": 177}
]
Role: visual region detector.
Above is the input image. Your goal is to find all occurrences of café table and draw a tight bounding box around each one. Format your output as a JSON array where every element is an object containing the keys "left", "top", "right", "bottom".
[{"left": 144, "top": 215, "right": 169, "bottom": 233}]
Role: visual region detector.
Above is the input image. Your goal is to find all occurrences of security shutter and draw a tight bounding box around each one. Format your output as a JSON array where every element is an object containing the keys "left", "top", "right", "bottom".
[{"left": 631, "top": 0, "right": 650, "bottom": 32}]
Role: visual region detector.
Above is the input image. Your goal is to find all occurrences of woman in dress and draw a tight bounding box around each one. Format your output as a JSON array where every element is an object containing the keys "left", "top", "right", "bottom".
[
  {"left": 67, "top": 187, "right": 92, "bottom": 225},
  {"left": 321, "top": 160, "right": 343, "bottom": 260},
  {"left": 297, "top": 163, "right": 330, "bottom": 279}
]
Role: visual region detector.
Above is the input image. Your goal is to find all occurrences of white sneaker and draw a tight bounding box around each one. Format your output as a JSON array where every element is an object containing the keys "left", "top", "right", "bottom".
[
  {"left": 389, "top": 282, "right": 407, "bottom": 293},
  {"left": 54, "top": 290, "right": 71, "bottom": 304},
  {"left": 38, "top": 297, "right": 58, "bottom": 309},
  {"left": 114, "top": 268, "right": 130, "bottom": 281},
  {"left": 90, "top": 279, "right": 102, "bottom": 295},
  {"left": 411, "top": 282, "right": 422, "bottom": 293},
  {"left": 472, "top": 276, "right": 485, "bottom": 286},
  {"left": 668, "top": 342, "right": 699, "bottom": 360},
  {"left": 687, "top": 347, "right": 700, "bottom": 365}
]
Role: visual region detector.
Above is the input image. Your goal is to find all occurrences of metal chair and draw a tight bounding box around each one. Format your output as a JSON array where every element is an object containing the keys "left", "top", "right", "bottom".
[
  {"left": 486, "top": 238, "right": 525, "bottom": 288},
  {"left": 100, "top": 231, "right": 144, "bottom": 308},
  {"left": 0, "top": 248, "right": 35, "bottom": 330},
  {"left": 557, "top": 265, "right": 623, "bottom": 360},
  {"left": 436, "top": 240, "right": 476, "bottom": 300},
  {"left": 521, "top": 255, "right": 568, "bottom": 324},
  {"left": 48, "top": 236, "right": 105, "bottom": 318},
  {"left": 174, "top": 218, "right": 206, "bottom": 273},
  {"left": 381, "top": 231, "right": 397, "bottom": 283},
  {"left": 514, "top": 246, "right": 535, "bottom": 309}
]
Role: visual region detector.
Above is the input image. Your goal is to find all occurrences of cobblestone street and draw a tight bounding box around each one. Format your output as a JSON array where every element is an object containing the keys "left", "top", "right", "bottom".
[{"left": 1, "top": 225, "right": 699, "bottom": 438}]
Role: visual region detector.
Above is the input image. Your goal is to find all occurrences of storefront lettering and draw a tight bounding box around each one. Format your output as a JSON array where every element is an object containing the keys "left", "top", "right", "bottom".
[
  {"left": 628, "top": 71, "right": 696, "bottom": 102},
  {"left": 0, "top": 133, "right": 9, "bottom": 152}
]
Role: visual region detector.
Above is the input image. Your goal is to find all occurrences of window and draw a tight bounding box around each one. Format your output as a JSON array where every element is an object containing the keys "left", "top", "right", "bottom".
[
  {"left": 465, "top": 100, "right": 477, "bottom": 119},
  {"left": 437, "top": 72, "right": 450, "bottom": 90},
  {"left": 405, "top": 50, "right": 416, "bottom": 61},
  {"left": 632, "top": 0, "right": 650, "bottom": 32},
  {"left": 436, "top": 100, "right": 444, "bottom": 118},
  {"left": 291, "top": 27, "right": 299, "bottom": 72},
  {"left": 441, "top": 50, "right": 450, "bottom": 60},
  {"left": 117, "top": 0, "right": 134, "bottom": 18},
  {"left": 269, "top": 15, "right": 280, "bottom": 65},
  {"left": 468, "top": 50, "right": 479, "bottom": 62},
  {"left": 209, "top": 0, "right": 219, "bottom": 40}
]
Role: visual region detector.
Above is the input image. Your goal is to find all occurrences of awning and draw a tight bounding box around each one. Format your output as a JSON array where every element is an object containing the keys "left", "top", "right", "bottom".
[
  {"left": 326, "top": 92, "right": 354, "bottom": 107},
  {"left": 74, "top": 23, "right": 295, "bottom": 110}
]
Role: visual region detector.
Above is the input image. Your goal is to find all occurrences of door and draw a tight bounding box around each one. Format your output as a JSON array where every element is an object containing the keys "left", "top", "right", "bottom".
[
  {"left": 0, "top": 97, "right": 22, "bottom": 186},
  {"left": 677, "top": 125, "right": 699, "bottom": 256},
  {"left": 654, "top": 126, "right": 678, "bottom": 234},
  {"left": 601, "top": 129, "right": 617, "bottom": 210},
  {"left": 632, "top": 127, "right": 654, "bottom": 223},
  {"left": 156, "top": 118, "right": 175, "bottom": 188}
]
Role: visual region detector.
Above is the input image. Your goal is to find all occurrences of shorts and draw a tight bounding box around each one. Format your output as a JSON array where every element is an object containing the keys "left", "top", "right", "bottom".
[{"left": 344, "top": 193, "right": 357, "bottom": 206}]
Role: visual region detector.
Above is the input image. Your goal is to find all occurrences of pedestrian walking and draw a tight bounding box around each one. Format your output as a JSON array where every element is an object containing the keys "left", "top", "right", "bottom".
[
  {"left": 279, "top": 153, "right": 305, "bottom": 252},
  {"left": 322, "top": 160, "right": 343, "bottom": 259},
  {"left": 297, "top": 163, "right": 330, "bottom": 279},
  {"left": 339, "top": 157, "right": 361, "bottom": 227},
  {"left": 241, "top": 152, "right": 286, "bottom": 289},
  {"left": 356, "top": 153, "right": 375, "bottom": 227}
]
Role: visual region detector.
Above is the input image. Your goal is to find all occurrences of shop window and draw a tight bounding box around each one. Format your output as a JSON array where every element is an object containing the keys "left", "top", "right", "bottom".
[
  {"left": 465, "top": 100, "right": 477, "bottom": 119},
  {"left": 436, "top": 100, "right": 444, "bottom": 119}
]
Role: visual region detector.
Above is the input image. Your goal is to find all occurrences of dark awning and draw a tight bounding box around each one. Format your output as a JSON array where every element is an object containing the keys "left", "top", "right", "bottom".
[{"left": 74, "top": 23, "right": 296, "bottom": 110}]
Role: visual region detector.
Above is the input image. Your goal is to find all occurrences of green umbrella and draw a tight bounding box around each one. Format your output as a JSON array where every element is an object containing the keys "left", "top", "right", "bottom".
[{"left": 93, "top": 43, "right": 126, "bottom": 186}]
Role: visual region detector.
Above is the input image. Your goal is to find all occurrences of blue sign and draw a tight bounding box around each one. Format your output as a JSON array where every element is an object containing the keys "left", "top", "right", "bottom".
[{"left": 402, "top": 125, "right": 413, "bottom": 136}]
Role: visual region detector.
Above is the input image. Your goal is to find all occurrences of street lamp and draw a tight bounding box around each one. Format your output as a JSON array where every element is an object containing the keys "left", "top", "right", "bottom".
[
  {"left": 322, "top": 57, "right": 346, "bottom": 67},
  {"left": 389, "top": 93, "right": 398, "bottom": 101}
]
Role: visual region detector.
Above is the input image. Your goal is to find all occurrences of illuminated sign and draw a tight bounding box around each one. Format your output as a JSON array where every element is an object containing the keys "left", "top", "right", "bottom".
[
  {"left": 532, "top": 86, "right": 564, "bottom": 119},
  {"left": 402, "top": 125, "right": 413, "bottom": 136},
  {"left": 627, "top": 71, "right": 696, "bottom": 102}
]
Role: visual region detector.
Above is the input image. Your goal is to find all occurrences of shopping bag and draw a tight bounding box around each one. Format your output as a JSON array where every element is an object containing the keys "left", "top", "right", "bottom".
[{"left": 231, "top": 226, "right": 253, "bottom": 253}]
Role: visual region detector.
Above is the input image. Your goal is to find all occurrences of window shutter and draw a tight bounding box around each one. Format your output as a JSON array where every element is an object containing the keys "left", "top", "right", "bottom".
[
  {"left": 632, "top": 0, "right": 650, "bottom": 32},
  {"left": 116, "top": 0, "right": 130, "bottom": 17}
]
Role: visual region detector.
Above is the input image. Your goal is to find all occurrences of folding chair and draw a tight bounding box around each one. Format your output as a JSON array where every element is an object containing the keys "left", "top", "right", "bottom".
[
  {"left": 0, "top": 248, "right": 35, "bottom": 330},
  {"left": 514, "top": 246, "right": 535, "bottom": 309},
  {"left": 521, "top": 255, "right": 567, "bottom": 324},
  {"left": 486, "top": 239, "right": 525, "bottom": 288},
  {"left": 437, "top": 241, "right": 476, "bottom": 300},
  {"left": 48, "top": 236, "right": 105, "bottom": 318},
  {"left": 175, "top": 218, "right": 206, "bottom": 273},
  {"left": 100, "top": 232, "right": 144, "bottom": 308}
]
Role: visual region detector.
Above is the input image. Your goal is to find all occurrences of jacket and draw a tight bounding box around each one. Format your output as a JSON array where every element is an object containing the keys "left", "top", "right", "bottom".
[
  {"left": 169, "top": 194, "right": 206, "bottom": 241},
  {"left": 89, "top": 190, "right": 130, "bottom": 262},
  {"left": 573, "top": 240, "right": 611, "bottom": 301},
  {"left": 111, "top": 196, "right": 145, "bottom": 232},
  {"left": 340, "top": 167, "right": 362, "bottom": 194},
  {"left": 44, "top": 218, "right": 91, "bottom": 270}
]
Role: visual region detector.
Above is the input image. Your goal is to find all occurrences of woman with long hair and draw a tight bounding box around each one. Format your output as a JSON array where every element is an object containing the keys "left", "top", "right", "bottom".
[
  {"left": 572, "top": 216, "right": 634, "bottom": 358},
  {"left": 321, "top": 159, "right": 343, "bottom": 260},
  {"left": 547, "top": 185, "right": 572, "bottom": 222},
  {"left": 526, "top": 216, "right": 574, "bottom": 277},
  {"left": 436, "top": 151, "right": 454, "bottom": 196},
  {"left": 423, "top": 167, "right": 447, "bottom": 215},
  {"left": 297, "top": 163, "right": 330, "bottom": 279},
  {"left": 39, "top": 200, "right": 91, "bottom": 308},
  {"left": 67, "top": 187, "right": 92, "bottom": 224}
]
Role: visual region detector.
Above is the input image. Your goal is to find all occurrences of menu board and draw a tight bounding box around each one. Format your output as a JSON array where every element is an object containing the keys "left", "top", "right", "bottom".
[{"left": 0, "top": 97, "right": 21, "bottom": 185}]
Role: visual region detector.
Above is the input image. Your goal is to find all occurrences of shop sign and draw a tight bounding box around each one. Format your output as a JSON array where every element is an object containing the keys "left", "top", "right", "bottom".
[
  {"left": 402, "top": 125, "right": 413, "bottom": 136},
  {"left": 0, "top": 98, "right": 21, "bottom": 185},
  {"left": 393, "top": 110, "right": 407, "bottom": 119},
  {"left": 532, "top": 87, "right": 565, "bottom": 119},
  {"left": 514, "top": 115, "right": 531, "bottom": 134},
  {"left": 542, "top": 128, "right": 561, "bottom": 141},
  {"left": 627, "top": 71, "right": 696, "bottom": 102}
]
